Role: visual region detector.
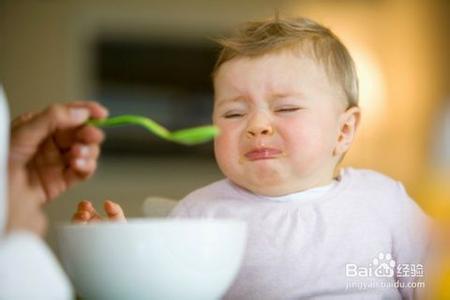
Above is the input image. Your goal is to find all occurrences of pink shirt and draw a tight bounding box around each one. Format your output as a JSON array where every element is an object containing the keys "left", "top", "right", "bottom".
[{"left": 169, "top": 168, "right": 430, "bottom": 299}]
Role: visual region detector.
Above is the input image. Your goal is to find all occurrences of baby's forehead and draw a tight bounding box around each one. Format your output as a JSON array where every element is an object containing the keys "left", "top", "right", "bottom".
[
  {"left": 215, "top": 50, "right": 332, "bottom": 86},
  {"left": 213, "top": 51, "right": 346, "bottom": 104}
]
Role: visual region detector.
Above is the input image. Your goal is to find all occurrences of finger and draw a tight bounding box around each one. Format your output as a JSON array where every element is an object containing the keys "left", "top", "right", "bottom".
[
  {"left": 64, "top": 143, "right": 100, "bottom": 188},
  {"left": 53, "top": 101, "right": 108, "bottom": 148},
  {"left": 55, "top": 125, "right": 105, "bottom": 150},
  {"left": 77, "top": 200, "right": 100, "bottom": 217},
  {"left": 10, "top": 102, "right": 108, "bottom": 165},
  {"left": 88, "top": 214, "right": 102, "bottom": 223},
  {"left": 75, "top": 200, "right": 102, "bottom": 222},
  {"left": 104, "top": 200, "right": 126, "bottom": 221},
  {"left": 69, "top": 158, "right": 97, "bottom": 178},
  {"left": 68, "top": 101, "right": 108, "bottom": 120},
  {"left": 77, "top": 200, "right": 94, "bottom": 212},
  {"left": 67, "top": 144, "right": 100, "bottom": 160},
  {"left": 75, "top": 126, "right": 105, "bottom": 145},
  {"left": 34, "top": 137, "right": 66, "bottom": 200},
  {"left": 64, "top": 167, "right": 89, "bottom": 190},
  {"left": 72, "top": 211, "right": 90, "bottom": 223}
]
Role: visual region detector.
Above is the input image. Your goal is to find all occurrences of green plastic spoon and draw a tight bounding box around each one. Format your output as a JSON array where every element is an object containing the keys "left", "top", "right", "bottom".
[{"left": 86, "top": 115, "right": 219, "bottom": 145}]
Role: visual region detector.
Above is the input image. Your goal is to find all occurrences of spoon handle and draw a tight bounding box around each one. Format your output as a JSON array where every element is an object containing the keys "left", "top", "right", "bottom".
[
  {"left": 86, "top": 114, "right": 218, "bottom": 145},
  {"left": 87, "top": 115, "right": 170, "bottom": 139}
]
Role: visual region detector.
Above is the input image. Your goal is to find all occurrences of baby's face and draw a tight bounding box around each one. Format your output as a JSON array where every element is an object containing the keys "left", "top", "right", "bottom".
[{"left": 213, "top": 51, "right": 349, "bottom": 196}]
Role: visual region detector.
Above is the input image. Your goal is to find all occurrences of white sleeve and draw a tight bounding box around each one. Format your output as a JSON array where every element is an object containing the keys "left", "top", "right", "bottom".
[
  {"left": 391, "top": 183, "right": 431, "bottom": 300},
  {"left": 167, "top": 199, "right": 191, "bottom": 218},
  {"left": 0, "top": 231, "right": 73, "bottom": 300}
]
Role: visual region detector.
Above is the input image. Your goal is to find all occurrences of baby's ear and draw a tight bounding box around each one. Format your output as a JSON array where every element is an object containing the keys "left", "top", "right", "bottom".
[{"left": 334, "top": 106, "right": 361, "bottom": 156}]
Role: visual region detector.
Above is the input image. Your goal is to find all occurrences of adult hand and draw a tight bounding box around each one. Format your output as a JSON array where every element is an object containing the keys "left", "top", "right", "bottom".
[{"left": 6, "top": 101, "right": 108, "bottom": 236}]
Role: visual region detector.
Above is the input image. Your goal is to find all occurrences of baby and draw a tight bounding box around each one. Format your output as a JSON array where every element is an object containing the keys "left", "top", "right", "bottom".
[{"left": 73, "top": 17, "right": 430, "bottom": 299}]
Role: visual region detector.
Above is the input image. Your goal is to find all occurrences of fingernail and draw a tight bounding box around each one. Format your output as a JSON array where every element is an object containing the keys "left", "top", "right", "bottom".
[
  {"left": 80, "top": 145, "right": 90, "bottom": 156},
  {"left": 70, "top": 108, "right": 89, "bottom": 122},
  {"left": 75, "top": 158, "right": 87, "bottom": 168}
]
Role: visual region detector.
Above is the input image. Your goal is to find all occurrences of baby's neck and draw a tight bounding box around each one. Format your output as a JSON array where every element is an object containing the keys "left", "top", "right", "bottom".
[{"left": 248, "top": 173, "right": 338, "bottom": 197}]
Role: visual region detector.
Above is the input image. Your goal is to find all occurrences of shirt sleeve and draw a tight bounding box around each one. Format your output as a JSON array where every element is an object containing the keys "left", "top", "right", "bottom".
[
  {"left": 0, "top": 230, "right": 73, "bottom": 300},
  {"left": 391, "top": 182, "right": 431, "bottom": 300},
  {"left": 167, "top": 198, "right": 192, "bottom": 218}
]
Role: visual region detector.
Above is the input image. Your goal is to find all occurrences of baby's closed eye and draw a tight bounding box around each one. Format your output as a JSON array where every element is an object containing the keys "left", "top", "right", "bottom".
[
  {"left": 223, "top": 111, "right": 246, "bottom": 118},
  {"left": 274, "top": 106, "right": 302, "bottom": 113}
]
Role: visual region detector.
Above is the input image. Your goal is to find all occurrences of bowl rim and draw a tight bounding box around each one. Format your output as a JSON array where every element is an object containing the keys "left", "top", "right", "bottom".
[{"left": 57, "top": 218, "right": 247, "bottom": 230}]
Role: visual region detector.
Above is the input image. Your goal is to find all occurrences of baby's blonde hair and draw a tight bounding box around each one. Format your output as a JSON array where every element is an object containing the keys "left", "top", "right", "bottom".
[{"left": 212, "top": 16, "right": 359, "bottom": 107}]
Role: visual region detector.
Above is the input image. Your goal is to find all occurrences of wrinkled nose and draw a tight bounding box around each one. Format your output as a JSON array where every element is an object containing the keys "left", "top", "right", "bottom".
[{"left": 246, "top": 113, "right": 274, "bottom": 138}]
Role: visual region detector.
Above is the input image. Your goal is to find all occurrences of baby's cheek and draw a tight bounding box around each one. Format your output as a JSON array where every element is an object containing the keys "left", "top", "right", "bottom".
[
  {"left": 214, "top": 134, "right": 235, "bottom": 167},
  {"left": 215, "top": 132, "right": 232, "bottom": 151},
  {"left": 285, "top": 125, "right": 311, "bottom": 146},
  {"left": 288, "top": 126, "right": 331, "bottom": 159}
]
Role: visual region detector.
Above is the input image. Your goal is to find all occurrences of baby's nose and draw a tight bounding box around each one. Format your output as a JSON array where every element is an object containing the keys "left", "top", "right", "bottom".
[
  {"left": 246, "top": 118, "right": 274, "bottom": 137},
  {"left": 247, "top": 126, "right": 273, "bottom": 136}
]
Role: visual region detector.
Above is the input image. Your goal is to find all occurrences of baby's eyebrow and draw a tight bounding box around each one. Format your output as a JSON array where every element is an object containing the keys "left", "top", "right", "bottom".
[
  {"left": 215, "top": 97, "right": 246, "bottom": 108},
  {"left": 214, "top": 92, "right": 306, "bottom": 108},
  {"left": 271, "top": 92, "right": 305, "bottom": 101}
]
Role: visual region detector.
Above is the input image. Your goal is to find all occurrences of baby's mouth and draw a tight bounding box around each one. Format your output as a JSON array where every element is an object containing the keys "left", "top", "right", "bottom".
[{"left": 244, "top": 147, "right": 283, "bottom": 161}]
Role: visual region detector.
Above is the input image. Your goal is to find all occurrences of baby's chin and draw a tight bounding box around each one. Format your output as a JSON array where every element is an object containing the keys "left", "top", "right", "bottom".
[{"left": 232, "top": 172, "right": 295, "bottom": 196}]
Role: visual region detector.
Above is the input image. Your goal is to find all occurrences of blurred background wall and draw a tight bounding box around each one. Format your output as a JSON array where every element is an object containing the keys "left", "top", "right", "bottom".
[{"left": 0, "top": 0, "right": 449, "bottom": 253}]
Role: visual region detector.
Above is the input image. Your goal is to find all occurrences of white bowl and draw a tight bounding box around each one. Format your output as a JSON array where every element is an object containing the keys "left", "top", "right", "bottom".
[{"left": 57, "top": 219, "right": 247, "bottom": 300}]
